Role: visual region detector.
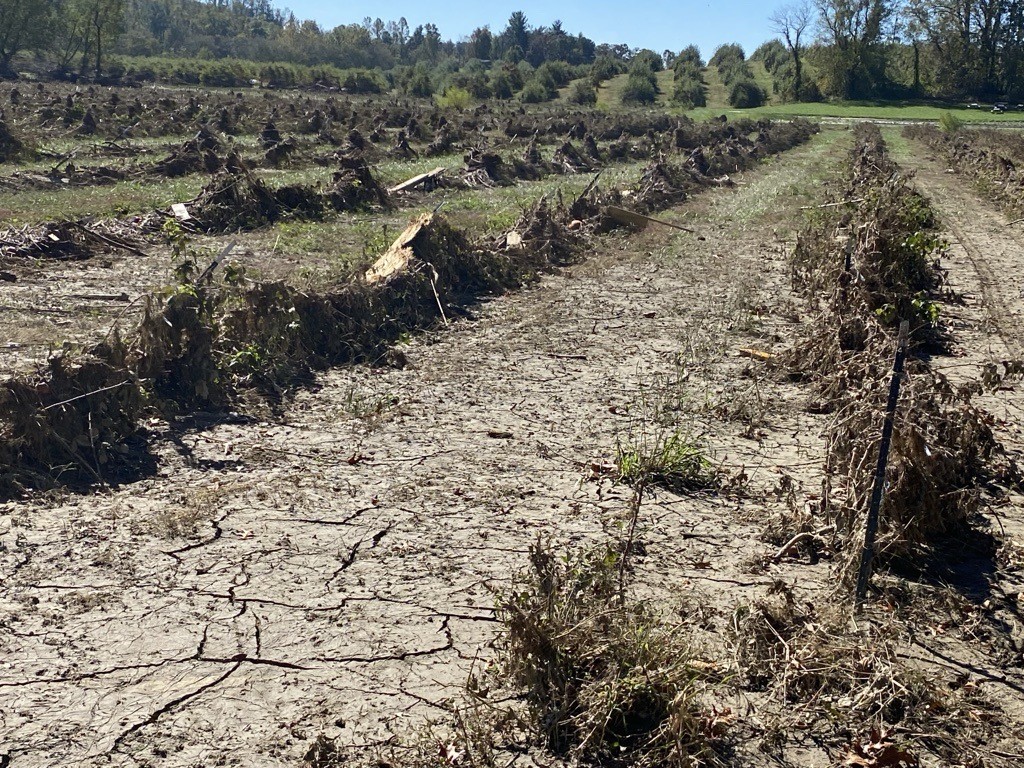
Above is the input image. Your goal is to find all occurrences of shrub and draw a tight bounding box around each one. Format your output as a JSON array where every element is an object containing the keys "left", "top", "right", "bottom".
[
  {"left": 798, "top": 80, "right": 822, "bottom": 102},
  {"left": 406, "top": 68, "right": 433, "bottom": 97},
  {"left": 532, "top": 66, "right": 560, "bottom": 99},
  {"left": 621, "top": 65, "right": 659, "bottom": 105},
  {"left": 676, "top": 44, "right": 704, "bottom": 69},
  {"left": 621, "top": 76, "right": 658, "bottom": 105},
  {"left": 590, "top": 56, "right": 624, "bottom": 84},
  {"left": 537, "top": 60, "right": 575, "bottom": 87},
  {"left": 568, "top": 80, "right": 597, "bottom": 105},
  {"left": 673, "top": 77, "right": 707, "bottom": 108},
  {"left": 673, "top": 59, "right": 703, "bottom": 81},
  {"left": 709, "top": 43, "right": 745, "bottom": 68},
  {"left": 435, "top": 86, "right": 472, "bottom": 109},
  {"left": 340, "top": 69, "right": 385, "bottom": 94},
  {"left": 200, "top": 61, "right": 247, "bottom": 88},
  {"left": 490, "top": 71, "right": 513, "bottom": 99},
  {"left": 520, "top": 79, "right": 551, "bottom": 103},
  {"left": 939, "top": 110, "right": 965, "bottom": 135},
  {"left": 259, "top": 63, "right": 297, "bottom": 88},
  {"left": 631, "top": 48, "right": 664, "bottom": 73},
  {"left": 729, "top": 79, "right": 766, "bottom": 108}
]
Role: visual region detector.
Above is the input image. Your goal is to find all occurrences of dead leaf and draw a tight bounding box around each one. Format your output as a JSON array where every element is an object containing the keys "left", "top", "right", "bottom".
[{"left": 841, "top": 729, "right": 918, "bottom": 768}]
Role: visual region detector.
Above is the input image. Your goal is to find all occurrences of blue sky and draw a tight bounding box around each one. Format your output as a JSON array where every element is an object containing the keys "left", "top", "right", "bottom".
[{"left": 280, "top": 1, "right": 783, "bottom": 59}]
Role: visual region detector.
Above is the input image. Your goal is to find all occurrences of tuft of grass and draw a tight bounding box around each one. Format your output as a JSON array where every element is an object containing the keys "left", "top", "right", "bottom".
[{"left": 616, "top": 429, "right": 715, "bottom": 494}]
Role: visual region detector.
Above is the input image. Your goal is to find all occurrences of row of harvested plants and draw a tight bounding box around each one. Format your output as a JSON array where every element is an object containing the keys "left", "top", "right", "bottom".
[
  {"left": 0, "top": 118, "right": 817, "bottom": 495},
  {"left": 343, "top": 124, "right": 1016, "bottom": 768},
  {"left": 904, "top": 123, "right": 1024, "bottom": 218},
  {"left": 0, "top": 116, "right": 809, "bottom": 260}
]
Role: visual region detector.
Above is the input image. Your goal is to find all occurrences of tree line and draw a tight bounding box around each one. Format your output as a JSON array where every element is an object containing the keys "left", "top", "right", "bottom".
[
  {"left": 2, "top": 1, "right": 1023, "bottom": 101},
  {"left": 764, "top": 0, "right": 1024, "bottom": 100},
  {"left": 0, "top": 1, "right": 611, "bottom": 78}
]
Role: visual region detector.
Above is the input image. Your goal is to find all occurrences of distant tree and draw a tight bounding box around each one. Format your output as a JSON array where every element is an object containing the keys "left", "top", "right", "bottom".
[
  {"left": 468, "top": 26, "right": 493, "bottom": 60},
  {"left": 814, "top": 0, "right": 892, "bottom": 98},
  {"left": 632, "top": 48, "right": 664, "bottom": 72},
  {"left": 0, "top": 0, "right": 52, "bottom": 76},
  {"left": 677, "top": 45, "right": 704, "bottom": 68},
  {"left": 81, "top": 0, "right": 126, "bottom": 76},
  {"left": 769, "top": 1, "right": 812, "bottom": 99},
  {"left": 504, "top": 11, "right": 529, "bottom": 55},
  {"left": 709, "top": 43, "right": 745, "bottom": 67}
]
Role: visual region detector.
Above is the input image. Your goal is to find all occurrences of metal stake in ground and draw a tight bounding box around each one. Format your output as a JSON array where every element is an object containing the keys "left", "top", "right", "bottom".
[{"left": 855, "top": 319, "right": 910, "bottom": 609}]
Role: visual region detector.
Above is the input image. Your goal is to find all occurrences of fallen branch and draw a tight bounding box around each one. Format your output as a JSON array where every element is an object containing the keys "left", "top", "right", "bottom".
[
  {"left": 604, "top": 205, "right": 697, "bottom": 234},
  {"left": 799, "top": 198, "right": 864, "bottom": 210},
  {"left": 770, "top": 525, "right": 835, "bottom": 563}
]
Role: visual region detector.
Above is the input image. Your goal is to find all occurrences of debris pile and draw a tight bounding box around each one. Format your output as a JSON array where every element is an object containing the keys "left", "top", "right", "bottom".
[
  {"left": 325, "top": 153, "right": 389, "bottom": 211},
  {"left": 151, "top": 127, "right": 223, "bottom": 177},
  {"left": 788, "top": 124, "right": 1002, "bottom": 571}
]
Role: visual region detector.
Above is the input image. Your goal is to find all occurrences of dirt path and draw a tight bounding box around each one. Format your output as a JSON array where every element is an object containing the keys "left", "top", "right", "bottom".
[
  {"left": 891, "top": 136, "right": 1024, "bottom": 359},
  {"left": 889, "top": 133, "right": 1024, "bottom": 728},
  {"left": 0, "top": 133, "right": 850, "bottom": 768}
]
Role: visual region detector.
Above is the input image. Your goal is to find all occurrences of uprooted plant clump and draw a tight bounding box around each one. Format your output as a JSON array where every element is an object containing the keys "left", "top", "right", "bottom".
[{"left": 786, "top": 123, "right": 1005, "bottom": 574}]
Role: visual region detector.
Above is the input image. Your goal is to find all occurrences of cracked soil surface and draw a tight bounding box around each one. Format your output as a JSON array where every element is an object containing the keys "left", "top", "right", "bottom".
[{"left": 5, "top": 127, "right": 1024, "bottom": 767}]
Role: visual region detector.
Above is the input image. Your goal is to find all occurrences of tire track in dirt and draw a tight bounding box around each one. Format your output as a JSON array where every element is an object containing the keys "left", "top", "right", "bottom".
[
  {"left": 0, "top": 131, "right": 849, "bottom": 768},
  {"left": 895, "top": 141, "right": 1024, "bottom": 360}
]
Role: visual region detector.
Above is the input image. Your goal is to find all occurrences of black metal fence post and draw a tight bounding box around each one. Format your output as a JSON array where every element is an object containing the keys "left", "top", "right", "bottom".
[{"left": 855, "top": 320, "right": 910, "bottom": 609}]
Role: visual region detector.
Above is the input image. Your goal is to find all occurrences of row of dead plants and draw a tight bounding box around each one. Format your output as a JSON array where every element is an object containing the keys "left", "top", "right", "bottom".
[
  {"left": 904, "top": 123, "right": 1024, "bottom": 219},
  {"left": 726, "top": 124, "right": 1006, "bottom": 767},
  {"left": 785, "top": 122, "right": 1004, "bottom": 575},
  {"left": 0, "top": 118, "right": 818, "bottom": 495},
  {"left": 730, "top": 582, "right": 996, "bottom": 766}
]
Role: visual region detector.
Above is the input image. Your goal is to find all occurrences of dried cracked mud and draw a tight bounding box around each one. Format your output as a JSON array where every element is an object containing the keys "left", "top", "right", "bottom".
[{"left": 6, "top": 128, "right": 1024, "bottom": 767}]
